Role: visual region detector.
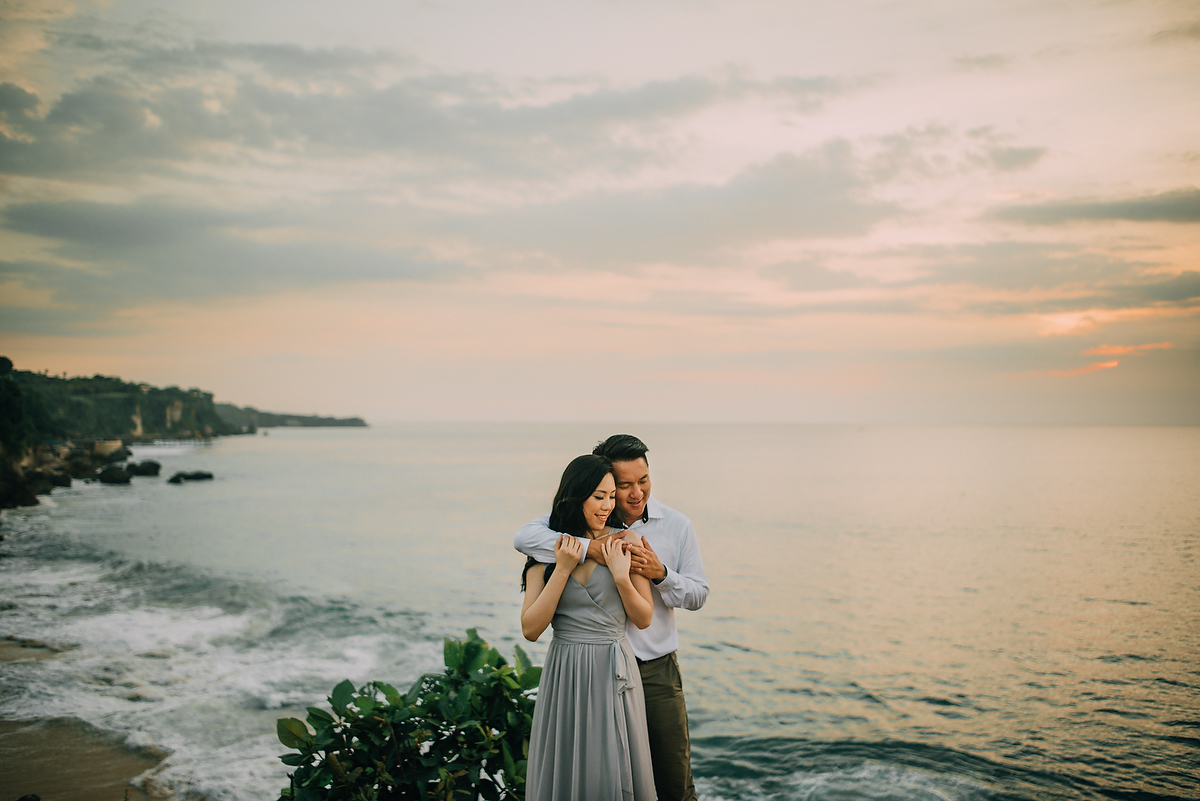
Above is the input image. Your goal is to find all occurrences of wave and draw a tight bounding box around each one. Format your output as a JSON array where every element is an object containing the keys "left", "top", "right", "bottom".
[
  {"left": 691, "top": 736, "right": 1199, "bottom": 801},
  {"left": 3, "top": 496, "right": 1198, "bottom": 801},
  {"left": 0, "top": 511, "right": 441, "bottom": 800}
]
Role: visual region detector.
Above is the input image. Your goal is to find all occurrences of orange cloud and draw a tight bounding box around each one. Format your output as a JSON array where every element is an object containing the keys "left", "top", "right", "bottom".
[
  {"left": 1035, "top": 360, "right": 1120, "bottom": 378},
  {"left": 1081, "top": 342, "right": 1172, "bottom": 356}
]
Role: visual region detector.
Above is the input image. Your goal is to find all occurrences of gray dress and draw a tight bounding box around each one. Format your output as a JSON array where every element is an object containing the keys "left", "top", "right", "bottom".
[{"left": 525, "top": 565, "right": 657, "bottom": 801}]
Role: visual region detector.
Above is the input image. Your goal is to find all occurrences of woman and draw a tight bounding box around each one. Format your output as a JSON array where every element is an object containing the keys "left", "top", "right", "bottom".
[{"left": 521, "top": 454, "right": 656, "bottom": 801}]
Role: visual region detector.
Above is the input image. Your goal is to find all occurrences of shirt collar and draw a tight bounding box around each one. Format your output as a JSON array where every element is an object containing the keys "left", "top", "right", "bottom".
[
  {"left": 617, "top": 495, "right": 661, "bottom": 529},
  {"left": 641, "top": 495, "right": 663, "bottom": 523}
]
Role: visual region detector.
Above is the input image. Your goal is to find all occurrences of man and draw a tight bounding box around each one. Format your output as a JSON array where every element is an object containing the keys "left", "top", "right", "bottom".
[{"left": 514, "top": 434, "right": 709, "bottom": 801}]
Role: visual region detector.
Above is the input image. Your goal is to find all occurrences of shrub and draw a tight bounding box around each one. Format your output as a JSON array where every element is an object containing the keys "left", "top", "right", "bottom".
[{"left": 278, "top": 629, "right": 541, "bottom": 801}]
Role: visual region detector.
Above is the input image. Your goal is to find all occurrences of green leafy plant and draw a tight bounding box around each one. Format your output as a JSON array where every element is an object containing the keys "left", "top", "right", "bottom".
[{"left": 278, "top": 629, "right": 541, "bottom": 801}]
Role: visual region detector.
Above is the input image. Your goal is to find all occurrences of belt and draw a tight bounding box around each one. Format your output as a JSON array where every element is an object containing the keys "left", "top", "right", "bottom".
[{"left": 634, "top": 651, "right": 674, "bottom": 666}]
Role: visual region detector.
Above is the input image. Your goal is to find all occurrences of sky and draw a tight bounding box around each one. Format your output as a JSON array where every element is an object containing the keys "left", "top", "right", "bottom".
[{"left": 1, "top": 0, "right": 1197, "bottom": 424}]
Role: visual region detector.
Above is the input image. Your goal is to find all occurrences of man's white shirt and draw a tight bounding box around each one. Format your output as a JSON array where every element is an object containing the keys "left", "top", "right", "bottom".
[{"left": 513, "top": 495, "right": 708, "bottom": 661}]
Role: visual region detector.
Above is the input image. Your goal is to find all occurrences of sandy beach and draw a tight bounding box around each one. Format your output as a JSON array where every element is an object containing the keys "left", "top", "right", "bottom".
[{"left": 0, "top": 641, "right": 167, "bottom": 801}]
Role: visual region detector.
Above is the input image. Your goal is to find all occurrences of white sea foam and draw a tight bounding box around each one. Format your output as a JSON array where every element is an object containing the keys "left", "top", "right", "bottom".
[{"left": 0, "top": 551, "right": 441, "bottom": 800}]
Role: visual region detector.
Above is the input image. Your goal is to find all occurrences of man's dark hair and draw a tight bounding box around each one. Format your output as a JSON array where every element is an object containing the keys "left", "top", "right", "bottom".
[{"left": 592, "top": 434, "right": 649, "bottom": 464}]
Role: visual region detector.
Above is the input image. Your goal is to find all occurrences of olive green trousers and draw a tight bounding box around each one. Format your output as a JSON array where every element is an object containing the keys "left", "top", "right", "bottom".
[{"left": 637, "top": 652, "right": 697, "bottom": 801}]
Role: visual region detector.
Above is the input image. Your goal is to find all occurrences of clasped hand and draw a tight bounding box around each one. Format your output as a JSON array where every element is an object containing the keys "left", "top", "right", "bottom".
[
  {"left": 553, "top": 534, "right": 584, "bottom": 570},
  {"left": 602, "top": 536, "right": 632, "bottom": 578}
]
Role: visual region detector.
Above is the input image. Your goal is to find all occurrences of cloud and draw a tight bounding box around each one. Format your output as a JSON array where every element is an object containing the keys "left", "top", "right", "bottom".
[
  {"left": 1, "top": 199, "right": 473, "bottom": 325},
  {"left": 1032, "top": 360, "right": 1120, "bottom": 378},
  {"left": 1129, "top": 271, "right": 1200, "bottom": 303},
  {"left": 1152, "top": 20, "right": 1200, "bottom": 43},
  {"left": 0, "top": 32, "right": 862, "bottom": 184},
  {"left": 899, "top": 241, "right": 1140, "bottom": 292},
  {"left": 760, "top": 260, "right": 871, "bottom": 292},
  {"left": 865, "top": 125, "right": 1046, "bottom": 181},
  {"left": 1082, "top": 342, "right": 1171, "bottom": 356},
  {"left": 463, "top": 143, "right": 899, "bottom": 265},
  {"left": 992, "top": 188, "right": 1200, "bottom": 225},
  {"left": 953, "top": 53, "right": 1012, "bottom": 72},
  {"left": 988, "top": 146, "right": 1045, "bottom": 172}
]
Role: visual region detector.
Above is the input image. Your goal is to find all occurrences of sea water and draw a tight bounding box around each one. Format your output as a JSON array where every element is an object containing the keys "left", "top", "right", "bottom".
[{"left": 0, "top": 425, "right": 1197, "bottom": 800}]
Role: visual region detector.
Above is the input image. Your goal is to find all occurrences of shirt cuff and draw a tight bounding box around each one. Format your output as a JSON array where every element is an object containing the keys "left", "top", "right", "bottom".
[
  {"left": 652, "top": 565, "right": 675, "bottom": 587},
  {"left": 577, "top": 537, "right": 590, "bottom": 560}
]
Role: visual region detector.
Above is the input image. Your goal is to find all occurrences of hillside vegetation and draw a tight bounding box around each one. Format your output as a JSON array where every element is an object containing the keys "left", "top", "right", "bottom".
[{"left": 1, "top": 357, "right": 367, "bottom": 457}]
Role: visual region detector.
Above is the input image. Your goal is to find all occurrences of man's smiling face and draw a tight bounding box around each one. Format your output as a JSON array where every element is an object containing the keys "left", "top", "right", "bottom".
[{"left": 612, "top": 457, "right": 650, "bottom": 525}]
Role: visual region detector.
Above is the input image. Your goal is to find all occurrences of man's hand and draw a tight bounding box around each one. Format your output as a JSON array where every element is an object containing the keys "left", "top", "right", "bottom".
[
  {"left": 627, "top": 536, "right": 666, "bottom": 581},
  {"left": 586, "top": 532, "right": 626, "bottom": 566}
]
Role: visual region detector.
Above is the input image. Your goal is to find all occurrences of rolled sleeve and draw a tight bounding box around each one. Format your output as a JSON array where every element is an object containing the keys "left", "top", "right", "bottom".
[
  {"left": 654, "top": 564, "right": 709, "bottom": 610},
  {"left": 514, "top": 516, "right": 589, "bottom": 563}
]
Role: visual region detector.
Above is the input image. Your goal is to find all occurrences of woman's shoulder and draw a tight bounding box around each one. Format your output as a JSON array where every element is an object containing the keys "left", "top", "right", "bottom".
[{"left": 616, "top": 528, "right": 641, "bottom": 544}]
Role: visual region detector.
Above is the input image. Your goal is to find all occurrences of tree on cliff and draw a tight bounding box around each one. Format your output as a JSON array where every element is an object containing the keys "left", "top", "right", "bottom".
[{"left": 0, "top": 356, "right": 38, "bottom": 458}]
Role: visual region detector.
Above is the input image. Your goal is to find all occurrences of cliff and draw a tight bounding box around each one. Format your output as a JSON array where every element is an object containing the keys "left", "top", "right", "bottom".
[{"left": 8, "top": 369, "right": 239, "bottom": 442}]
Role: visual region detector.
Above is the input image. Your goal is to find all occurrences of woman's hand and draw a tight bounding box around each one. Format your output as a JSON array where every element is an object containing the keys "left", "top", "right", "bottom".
[
  {"left": 554, "top": 534, "right": 584, "bottom": 571},
  {"left": 605, "top": 535, "right": 654, "bottom": 629},
  {"left": 603, "top": 536, "right": 632, "bottom": 580}
]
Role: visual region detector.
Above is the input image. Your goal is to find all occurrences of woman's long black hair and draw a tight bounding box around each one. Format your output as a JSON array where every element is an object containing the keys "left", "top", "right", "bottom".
[{"left": 522, "top": 454, "right": 613, "bottom": 591}]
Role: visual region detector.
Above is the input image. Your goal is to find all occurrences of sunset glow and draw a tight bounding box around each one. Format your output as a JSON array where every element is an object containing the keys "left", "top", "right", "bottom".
[{"left": 1, "top": 0, "right": 1197, "bottom": 423}]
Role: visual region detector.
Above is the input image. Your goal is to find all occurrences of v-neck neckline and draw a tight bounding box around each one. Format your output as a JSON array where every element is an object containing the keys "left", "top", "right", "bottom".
[{"left": 570, "top": 561, "right": 599, "bottom": 587}]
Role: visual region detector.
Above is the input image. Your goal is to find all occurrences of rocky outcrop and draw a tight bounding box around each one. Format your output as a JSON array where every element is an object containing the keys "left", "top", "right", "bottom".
[
  {"left": 0, "top": 459, "right": 39, "bottom": 508},
  {"left": 128, "top": 460, "right": 162, "bottom": 476},
  {"left": 21, "top": 469, "right": 71, "bottom": 494},
  {"left": 167, "top": 471, "right": 214, "bottom": 484},
  {"left": 102, "top": 445, "right": 132, "bottom": 464},
  {"left": 97, "top": 465, "right": 132, "bottom": 484}
]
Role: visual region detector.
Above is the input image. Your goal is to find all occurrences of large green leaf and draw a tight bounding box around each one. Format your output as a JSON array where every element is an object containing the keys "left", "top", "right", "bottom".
[
  {"left": 294, "top": 782, "right": 321, "bottom": 801},
  {"left": 513, "top": 644, "right": 532, "bottom": 677},
  {"left": 374, "top": 680, "right": 400, "bottom": 699},
  {"left": 454, "top": 684, "right": 475, "bottom": 714},
  {"left": 462, "top": 639, "right": 484, "bottom": 673},
  {"left": 306, "top": 707, "right": 334, "bottom": 727},
  {"left": 519, "top": 666, "right": 542, "bottom": 689},
  {"left": 330, "top": 679, "right": 355, "bottom": 712},
  {"left": 277, "top": 717, "right": 312, "bottom": 748},
  {"left": 444, "top": 637, "right": 462, "bottom": 671},
  {"left": 500, "top": 739, "right": 517, "bottom": 779}
]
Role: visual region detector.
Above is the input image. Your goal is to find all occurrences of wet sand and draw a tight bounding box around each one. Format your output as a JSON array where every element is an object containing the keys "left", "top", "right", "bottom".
[
  {"left": 0, "top": 641, "right": 169, "bottom": 801},
  {"left": 0, "top": 719, "right": 164, "bottom": 801}
]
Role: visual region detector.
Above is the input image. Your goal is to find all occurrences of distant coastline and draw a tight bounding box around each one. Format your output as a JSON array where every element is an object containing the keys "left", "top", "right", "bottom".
[
  {"left": 0, "top": 355, "right": 367, "bottom": 511},
  {"left": 213, "top": 403, "right": 367, "bottom": 431}
]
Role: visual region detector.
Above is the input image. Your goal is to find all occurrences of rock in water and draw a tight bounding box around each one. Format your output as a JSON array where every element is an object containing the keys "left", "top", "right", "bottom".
[
  {"left": 97, "top": 465, "right": 132, "bottom": 484},
  {"left": 129, "top": 460, "right": 162, "bottom": 476},
  {"left": 168, "top": 471, "right": 214, "bottom": 484},
  {"left": 50, "top": 472, "right": 72, "bottom": 487},
  {"left": 102, "top": 445, "right": 132, "bottom": 463}
]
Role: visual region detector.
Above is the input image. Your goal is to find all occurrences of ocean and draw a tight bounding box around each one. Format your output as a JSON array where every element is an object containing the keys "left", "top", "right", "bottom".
[{"left": 0, "top": 424, "right": 1197, "bottom": 800}]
